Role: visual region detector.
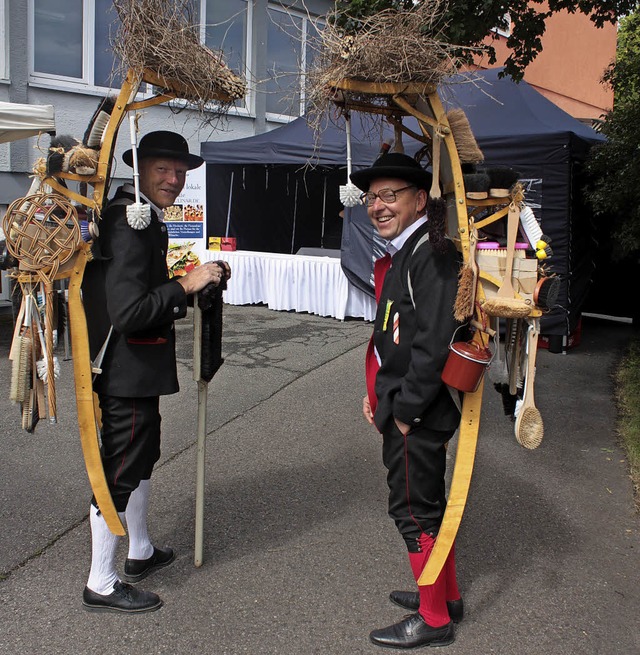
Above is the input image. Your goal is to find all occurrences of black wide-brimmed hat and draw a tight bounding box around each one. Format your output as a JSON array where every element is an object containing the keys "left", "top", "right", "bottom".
[
  {"left": 122, "top": 130, "right": 204, "bottom": 170},
  {"left": 350, "top": 152, "right": 432, "bottom": 192}
]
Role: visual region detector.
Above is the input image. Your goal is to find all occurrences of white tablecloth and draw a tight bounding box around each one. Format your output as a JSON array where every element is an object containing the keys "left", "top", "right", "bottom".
[{"left": 205, "top": 250, "right": 376, "bottom": 321}]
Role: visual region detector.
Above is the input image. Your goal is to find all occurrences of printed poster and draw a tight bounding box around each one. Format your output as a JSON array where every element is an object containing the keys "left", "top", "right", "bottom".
[{"left": 164, "top": 163, "right": 207, "bottom": 278}]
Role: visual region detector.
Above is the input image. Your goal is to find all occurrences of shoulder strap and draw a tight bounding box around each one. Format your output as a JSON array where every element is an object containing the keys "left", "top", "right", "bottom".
[{"left": 406, "top": 232, "right": 461, "bottom": 414}]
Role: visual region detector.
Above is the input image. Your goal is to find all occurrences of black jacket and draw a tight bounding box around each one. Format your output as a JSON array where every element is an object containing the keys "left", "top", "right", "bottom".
[
  {"left": 373, "top": 223, "right": 462, "bottom": 433},
  {"left": 82, "top": 187, "right": 188, "bottom": 397}
]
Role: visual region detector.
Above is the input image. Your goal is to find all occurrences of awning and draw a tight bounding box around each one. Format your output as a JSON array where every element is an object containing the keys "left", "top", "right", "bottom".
[{"left": 0, "top": 101, "right": 56, "bottom": 144}]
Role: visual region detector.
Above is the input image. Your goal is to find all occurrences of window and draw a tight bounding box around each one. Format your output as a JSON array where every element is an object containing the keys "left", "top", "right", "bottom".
[
  {"left": 204, "top": 0, "right": 248, "bottom": 80},
  {"left": 492, "top": 13, "right": 512, "bottom": 38},
  {"left": 266, "top": 4, "right": 322, "bottom": 119},
  {"left": 31, "top": 0, "right": 123, "bottom": 90}
]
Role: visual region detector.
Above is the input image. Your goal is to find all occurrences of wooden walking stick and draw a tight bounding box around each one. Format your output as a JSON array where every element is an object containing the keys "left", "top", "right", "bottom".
[{"left": 192, "top": 280, "right": 226, "bottom": 566}]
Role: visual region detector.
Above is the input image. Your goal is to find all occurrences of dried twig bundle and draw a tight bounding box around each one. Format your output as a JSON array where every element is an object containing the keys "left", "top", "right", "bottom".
[
  {"left": 112, "top": 0, "right": 246, "bottom": 115},
  {"left": 307, "top": 0, "right": 482, "bottom": 124}
]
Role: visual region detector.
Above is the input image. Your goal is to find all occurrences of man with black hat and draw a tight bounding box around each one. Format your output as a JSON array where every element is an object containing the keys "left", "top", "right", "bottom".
[
  {"left": 81, "top": 131, "right": 229, "bottom": 613},
  {"left": 351, "top": 152, "right": 463, "bottom": 648}
]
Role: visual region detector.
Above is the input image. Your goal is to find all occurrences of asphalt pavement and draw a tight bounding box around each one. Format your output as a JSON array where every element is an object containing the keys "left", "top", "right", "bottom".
[{"left": 0, "top": 305, "right": 638, "bottom": 655}]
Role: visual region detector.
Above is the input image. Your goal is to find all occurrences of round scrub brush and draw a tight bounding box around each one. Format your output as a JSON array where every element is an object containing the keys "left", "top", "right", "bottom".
[
  {"left": 339, "top": 114, "right": 361, "bottom": 208},
  {"left": 126, "top": 114, "right": 151, "bottom": 230}
]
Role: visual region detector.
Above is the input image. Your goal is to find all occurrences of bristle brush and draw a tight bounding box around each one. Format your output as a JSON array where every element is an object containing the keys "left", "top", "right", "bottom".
[{"left": 126, "top": 114, "right": 151, "bottom": 230}]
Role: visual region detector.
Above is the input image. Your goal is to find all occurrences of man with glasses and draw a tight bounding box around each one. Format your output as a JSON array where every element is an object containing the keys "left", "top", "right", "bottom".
[{"left": 351, "top": 152, "right": 463, "bottom": 648}]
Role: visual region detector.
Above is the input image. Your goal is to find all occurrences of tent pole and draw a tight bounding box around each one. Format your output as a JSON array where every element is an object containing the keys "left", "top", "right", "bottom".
[
  {"left": 321, "top": 176, "right": 327, "bottom": 248},
  {"left": 224, "top": 171, "right": 235, "bottom": 238},
  {"left": 291, "top": 178, "right": 299, "bottom": 254}
]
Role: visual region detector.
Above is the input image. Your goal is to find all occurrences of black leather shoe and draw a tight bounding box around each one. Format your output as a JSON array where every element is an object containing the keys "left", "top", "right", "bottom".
[
  {"left": 123, "top": 546, "right": 175, "bottom": 583},
  {"left": 82, "top": 581, "right": 162, "bottom": 613},
  {"left": 370, "top": 613, "right": 454, "bottom": 649},
  {"left": 389, "top": 591, "right": 464, "bottom": 624}
]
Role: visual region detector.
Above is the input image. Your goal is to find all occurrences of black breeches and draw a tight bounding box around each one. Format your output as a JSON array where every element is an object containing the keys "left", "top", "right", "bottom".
[
  {"left": 95, "top": 394, "right": 161, "bottom": 512},
  {"left": 382, "top": 422, "right": 455, "bottom": 551}
]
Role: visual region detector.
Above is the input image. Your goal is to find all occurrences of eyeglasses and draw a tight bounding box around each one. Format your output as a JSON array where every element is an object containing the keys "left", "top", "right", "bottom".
[{"left": 360, "top": 185, "right": 416, "bottom": 207}]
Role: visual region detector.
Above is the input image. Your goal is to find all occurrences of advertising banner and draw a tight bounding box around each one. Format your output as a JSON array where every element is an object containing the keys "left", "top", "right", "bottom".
[{"left": 165, "top": 163, "right": 207, "bottom": 277}]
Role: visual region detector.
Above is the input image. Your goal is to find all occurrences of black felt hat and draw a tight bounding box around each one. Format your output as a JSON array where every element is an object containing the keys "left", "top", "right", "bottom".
[
  {"left": 350, "top": 152, "right": 432, "bottom": 192},
  {"left": 122, "top": 130, "right": 204, "bottom": 170}
]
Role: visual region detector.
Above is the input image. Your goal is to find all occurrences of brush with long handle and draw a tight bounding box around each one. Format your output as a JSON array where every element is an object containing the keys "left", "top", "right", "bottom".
[
  {"left": 339, "top": 114, "right": 361, "bottom": 208},
  {"left": 481, "top": 203, "right": 531, "bottom": 318},
  {"left": 126, "top": 114, "right": 152, "bottom": 230},
  {"left": 426, "top": 127, "right": 448, "bottom": 252},
  {"left": 515, "top": 320, "right": 544, "bottom": 449}
]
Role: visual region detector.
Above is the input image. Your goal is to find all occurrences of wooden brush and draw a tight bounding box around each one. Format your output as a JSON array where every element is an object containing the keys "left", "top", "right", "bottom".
[
  {"left": 83, "top": 97, "right": 115, "bottom": 147},
  {"left": 447, "top": 108, "right": 484, "bottom": 164},
  {"left": 515, "top": 320, "right": 544, "bottom": 449},
  {"left": 454, "top": 224, "right": 478, "bottom": 321},
  {"left": 426, "top": 127, "right": 448, "bottom": 253},
  {"left": 481, "top": 203, "right": 531, "bottom": 319}
]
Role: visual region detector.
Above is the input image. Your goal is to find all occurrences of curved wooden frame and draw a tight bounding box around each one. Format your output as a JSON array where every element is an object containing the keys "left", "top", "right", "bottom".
[
  {"left": 330, "top": 77, "right": 543, "bottom": 585},
  {"left": 28, "top": 68, "right": 239, "bottom": 535}
]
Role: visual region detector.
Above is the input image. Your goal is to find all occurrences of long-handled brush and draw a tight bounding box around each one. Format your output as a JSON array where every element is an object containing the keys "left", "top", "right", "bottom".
[
  {"left": 126, "top": 114, "right": 152, "bottom": 230},
  {"left": 339, "top": 113, "right": 361, "bottom": 208},
  {"left": 515, "top": 320, "right": 544, "bottom": 449},
  {"left": 454, "top": 222, "right": 478, "bottom": 321},
  {"left": 446, "top": 108, "right": 484, "bottom": 165},
  {"left": 427, "top": 126, "right": 448, "bottom": 253}
]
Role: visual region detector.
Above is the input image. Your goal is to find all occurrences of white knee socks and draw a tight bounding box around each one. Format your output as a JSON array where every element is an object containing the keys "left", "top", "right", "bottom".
[
  {"left": 125, "top": 479, "right": 154, "bottom": 561},
  {"left": 86, "top": 504, "right": 123, "bottom": 595}
]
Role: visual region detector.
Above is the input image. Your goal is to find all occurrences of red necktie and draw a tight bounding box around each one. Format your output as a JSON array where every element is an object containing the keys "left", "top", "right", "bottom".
[{"left": 365, "top": 253, "right": 392, "bottom": 418}]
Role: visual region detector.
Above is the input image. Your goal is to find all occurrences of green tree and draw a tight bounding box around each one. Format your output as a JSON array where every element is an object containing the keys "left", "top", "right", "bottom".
[
  {"left": 586, "top": 11, "right": 640, "bottom": 260},
  {"left": 332, "top": 0, "right": 636, "bottom": 80}
]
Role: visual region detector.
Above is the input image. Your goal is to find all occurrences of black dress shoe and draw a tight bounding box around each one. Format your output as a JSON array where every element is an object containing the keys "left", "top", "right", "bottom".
[
  {"left": 389, "top": 591, "right": 464, "bottom": 624},
  {"left": 370, "top": 613, "right": 454, "bottom": 649},
  {"left": 82, "top": 581, "right": 162, "bottom": 613},
  {"left": 123, "top": 546, "right": 175, "bottom": 583}
]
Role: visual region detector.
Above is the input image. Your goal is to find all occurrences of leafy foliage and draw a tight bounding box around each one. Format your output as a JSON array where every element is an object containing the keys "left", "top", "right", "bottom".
[
  {"left": 586, "top": 11, "right": 640, "bottom": 259},
  {"left": 332, "top": 0, "right": 636, "bottom": 80}
]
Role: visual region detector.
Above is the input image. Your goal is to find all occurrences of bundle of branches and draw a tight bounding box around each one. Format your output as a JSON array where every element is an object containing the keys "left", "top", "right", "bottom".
[
  {"left": 112, "top": 0, "right": 246, "bottom": 114},
  {"left": 307, "top": 0, "right": 481, "bottom": 124}
]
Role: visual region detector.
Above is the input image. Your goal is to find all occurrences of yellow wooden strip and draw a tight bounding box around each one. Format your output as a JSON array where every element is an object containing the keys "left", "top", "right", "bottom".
[
  {"left": 418, "top": 382, "right": 484, "bottom": 585},
  {"left": 329, "top": 78, "right": 436, "bottom": 97},
  {"left": 68, "top": 246, "right": 125, "bottom": 535}
]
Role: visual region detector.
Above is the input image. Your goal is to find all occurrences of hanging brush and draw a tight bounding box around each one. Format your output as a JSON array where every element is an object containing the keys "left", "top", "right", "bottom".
[
  {"left": 126, "top": 114, "right": 152, "bottom": 230},
  {"left": 454, "top": 221, "right": 479, "bottom": 321},
  {"left": 426, "top": 126, "right": 448, "bottom": 253},
  {"left": 9, "top": 295, "right": 31, "bottom": 404},
  {"left": 339, "top": 113, "right": 361, "bottom": 208},
  {"left": 514, "top": 320, "right": 544, "bottom": 449},
  {"left": 519, "top": 204, "right": 541, "bottom": 246},
  {"left": 83, "top": 97, "right": 115, "bottom": 148},
  {"left": 446, "top": 108, "right": 484, "bottom": 165},
  {"left": 31, "top": 295, "right": 60, "bottom": 383}
]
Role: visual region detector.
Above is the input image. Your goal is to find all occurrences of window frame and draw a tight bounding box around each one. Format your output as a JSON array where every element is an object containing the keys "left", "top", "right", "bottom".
[
  {"left": 0, "top": 0, "right": 7, "bottom": 81},
  {"left": 265, "top": 3, "right": 323, "bottom": 123}
]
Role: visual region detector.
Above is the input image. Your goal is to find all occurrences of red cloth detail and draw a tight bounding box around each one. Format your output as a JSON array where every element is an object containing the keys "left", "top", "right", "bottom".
[
  {"left": 445, "top": 542, "right": 461, "bottom": 602},
  {"left": 407, "top": 533, "right": 450, "bottom": 628},
  {"left": 365, "top": 254, "right": 392, "bottom": 415}
]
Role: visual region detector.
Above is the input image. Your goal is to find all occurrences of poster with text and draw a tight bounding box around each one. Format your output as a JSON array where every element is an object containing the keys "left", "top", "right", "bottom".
[{"left": 165, "top": 162, "right": 207, "bottom": 278}]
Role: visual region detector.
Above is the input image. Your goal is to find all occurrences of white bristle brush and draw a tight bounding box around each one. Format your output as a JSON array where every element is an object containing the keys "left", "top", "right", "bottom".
[
  {"left": 519, "top": 204, "right": 543, "bottom": 249},
  {"left": 126, "top": 114, "right": 151, "bottom": 230},
  {"left": 339, "top": 114, "right": 361, "bottom": 208}
]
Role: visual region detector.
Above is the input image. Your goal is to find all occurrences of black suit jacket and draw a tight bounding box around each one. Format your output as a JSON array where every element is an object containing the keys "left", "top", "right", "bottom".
[
  {"left": 373, "top": 222, "right": 462, "bottom": 433},
  {"left": 82, "top": 187, "right": 188, "bottom": 397}
]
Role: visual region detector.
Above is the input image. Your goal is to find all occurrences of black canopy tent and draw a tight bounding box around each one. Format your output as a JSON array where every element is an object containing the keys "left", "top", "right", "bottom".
[{"left": 201, "top": 68, "right": 604, "bottom": 342}]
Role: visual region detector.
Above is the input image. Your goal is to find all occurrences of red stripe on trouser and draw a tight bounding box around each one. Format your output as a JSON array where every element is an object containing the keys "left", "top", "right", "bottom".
[
  {"left": 408, "top": 532, "right": 450, "bottom": 628},
  {"left": 113, "top": 399, "right": 136, "bottom": 486}
]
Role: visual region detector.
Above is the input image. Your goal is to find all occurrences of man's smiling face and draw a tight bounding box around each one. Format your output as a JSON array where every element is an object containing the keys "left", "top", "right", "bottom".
[
  {"left": 366, "top": 177, "right": 427, "bottom": 241},
  {"left": 139, "top": 158, "right": 188, "bottom": 209}
]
